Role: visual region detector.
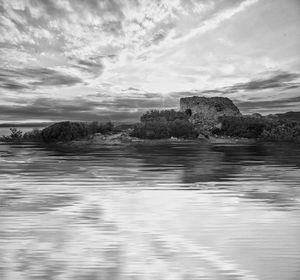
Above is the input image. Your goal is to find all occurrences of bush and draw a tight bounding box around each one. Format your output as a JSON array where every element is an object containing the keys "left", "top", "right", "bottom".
[
  {"left": 261, "top": 120, "right": 300, "bottom": 142},
  {"left": 41, "top": 121, "right": 90, "bottom": 142},
  {"left": 130, "top": 121, "right": 170, "bottom": 139},
  {"left": 130, "top": 119, "right": 198, "bottom": 139},
  {"left": 97, "top": 121, "right": 114, "bottom": 134},
  {"left": 87, "top": 121, "right": 99, "bottom": 135},
  {"left": 212, "top": 116, "right": 300, "bottom": 141},
  {"left": 0, "top": 128, "right": 23, "bottom": 142},
  {"left": 168, "top": 119, "right": 198, "bottom": 138},
  {"left": 131, "top": 109, "right": 198, "bottom": 139},
  {"left": 140, "top": 109, "right": 188, "bottom": 123},
  {"left": 212, "top": 116, "right": 268, "bottom": 138},
  {"left": 23, "top": 129, "right": 42, "bottom": 141},
  {"left": 41, "top": 121, "right": 115, "bottom": 142},
  {"left": 87, "top": 121, "right": 114, "bottom": 134},
  {"left": 9, "top": 128, "right": 23, "bottom": 140}
]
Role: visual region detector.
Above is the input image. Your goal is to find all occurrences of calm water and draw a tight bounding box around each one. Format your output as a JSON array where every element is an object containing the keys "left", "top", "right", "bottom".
[{"left": 0, "top": 141, "right": 300, "bottom": 280}]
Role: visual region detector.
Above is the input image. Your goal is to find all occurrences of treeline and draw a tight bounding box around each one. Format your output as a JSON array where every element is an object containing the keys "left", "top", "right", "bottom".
[
  {"left": 130, "top": 109, "right": 198, "bottom": 139},
  {"left": 140, "top": 110, "right": 188, "bottom": 122},
  {"left": 212, "top": 116, "right": 300, "bottom": 142},
  {"left": 0, "top": 121, "right": 115, "bottom": 143},
  {"left": 42, "top": 121, "right": 114, "bottom": 142},
  {"left": 1, "top": 111, "right": 300, "bottom": 143}
]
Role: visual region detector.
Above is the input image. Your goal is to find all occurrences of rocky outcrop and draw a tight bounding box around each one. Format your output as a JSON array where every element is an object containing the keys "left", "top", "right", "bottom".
[
  {"left": 180, "top": 96, "right": 241, "bottom": 134},
  {"left": 180, "top": 96, "right": 241, "bottom": 120}
]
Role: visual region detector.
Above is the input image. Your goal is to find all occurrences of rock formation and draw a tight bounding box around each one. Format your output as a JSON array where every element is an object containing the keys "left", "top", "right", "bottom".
[{"left": 180, "top": 96, "right": 241, "bottom": 134}]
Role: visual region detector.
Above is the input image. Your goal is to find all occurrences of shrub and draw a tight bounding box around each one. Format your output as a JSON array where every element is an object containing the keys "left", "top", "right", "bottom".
[
  {"left": 131, "top": 109, "right": 198, "bottom": 139},
  {"left": 9, "top": 128, "right": 23, "bottom": 140},
  {"left": 41, "top": 121, "right": 90, "bottom": 142},
  {"left": 23, "top": 128, "right": 42, "bottom": 141},
  {"left": 41, "top": 121, "right": 115, "bottom": 142},
  {"left": 168, "top": 119, "right": 198, "bottom": 138},
  {"left": 87, "top": 121, "right": 114, "bottom": 135},
  {"left": 213, "top": 116, "right": 300, "bottom": 142},
  {"left": 212, "top": 116, "right": 268, "bottom": 138},
  {"left": 0, "top": 128, "right": 23, "bottom": 142},
  {"left": 261, "top": 120, "right": 300, "bottom": 142},
  {"left": 130, "top": 121, "right": 169, "bottom": 139},
  {"left": 87, "top": 121, "right": 99, "bottom": 135},
  {"left": 140, "top": 109, "right": 188, "bottom": 123},
  {"left": 97, "top": 121, "right": 114, "bottom": 134},
  {"left": 130, "top": 119, "right": 198, "bottom": 139}
]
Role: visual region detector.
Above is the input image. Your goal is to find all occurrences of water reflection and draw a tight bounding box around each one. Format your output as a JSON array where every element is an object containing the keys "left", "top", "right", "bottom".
[{"left": 0, "top": 141, "right": 300, "bottom": 279}]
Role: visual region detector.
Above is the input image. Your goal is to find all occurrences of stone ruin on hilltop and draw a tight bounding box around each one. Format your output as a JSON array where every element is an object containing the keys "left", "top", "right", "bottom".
[{"left": 180, "top": 96, "right": 241, "bottom": 135}]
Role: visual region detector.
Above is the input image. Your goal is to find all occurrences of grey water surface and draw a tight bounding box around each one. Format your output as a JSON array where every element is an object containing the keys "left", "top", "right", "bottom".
[{"left": 0, "top": 141, "right": 300, "bottom": 280}]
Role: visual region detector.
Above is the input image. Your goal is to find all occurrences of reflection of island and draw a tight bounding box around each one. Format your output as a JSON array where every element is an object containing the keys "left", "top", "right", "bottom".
[
  {"left": 212, "top": 142, "right": 300, "bottom": 168},
  {"left": 1, "top": 141, "right": 300, "bottom": 279},
  {"left": 131, "top": 142, "right": 300, "bottom": 209},
  {"left": 1, "top": 141, "right": 300, "bottom": 211},
  {"left": 131, "top": 142, "right": 242, "bottom": 183}
]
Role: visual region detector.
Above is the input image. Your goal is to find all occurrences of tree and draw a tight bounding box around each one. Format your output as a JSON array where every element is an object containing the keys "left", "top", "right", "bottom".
[
  {"left": 41, "top": 121, "right": 89, "bottom": 142},
  {"left": 140, "top": 109, "right": 188, "bottom": 123},
  {"left": 9, "top": 128, "right": 23, "bottom": 140},
  {"left": 130, "top": 110, "right": 198, "bottom": 139}
]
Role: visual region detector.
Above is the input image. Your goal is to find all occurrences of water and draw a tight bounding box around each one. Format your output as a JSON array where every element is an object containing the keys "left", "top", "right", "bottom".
[{"left": 0, "top": 141, "right": 300, "bottom": 280}]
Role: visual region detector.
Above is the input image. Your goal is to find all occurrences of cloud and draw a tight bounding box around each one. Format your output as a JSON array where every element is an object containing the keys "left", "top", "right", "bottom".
[
  {"left": 122, "top": 87, "right": 141, "bottom": 92},
  {"left": 30, "top": 0, "right": 67, "bottom": 17},
  {"left": 100, "top": 97, "right": 165, "bottom": 110},
  {"left": 139, "top": 0, "right": 259, "bottom": 60},
  {"left": 178, "top": 0, "right": 259, "bottom": 43},
  {"left": 150, "top": 30, "right": 169, "bottom": 45},
  {"left": 0, "top": 0, "right": 299, "bottom": 121},
  {"left": 236, "top": 96, "right": 300, "bottom": 112},
  {"left": 75, "top": 58, "right": 104, "bottom": 76},
  {"left": 0, "top": 67, "right": 83, "bottom": 89},
  {"left": 27, "top": 68, "right": 83, "bottom": 86},
  {"left": 0, "top": 95, "right": 166, "bottom": 122},
  {"left": 0, "top": 75, "right": 29, "bottom": 90},
  {"left": 228, "top": 71, "right": 300, "bottom": 92},
  {"left": 196, "top": 71, "right": 300, "bottom": 95},
  {"left": 0, "top": 98, "right": 102, "bottom": 121}
]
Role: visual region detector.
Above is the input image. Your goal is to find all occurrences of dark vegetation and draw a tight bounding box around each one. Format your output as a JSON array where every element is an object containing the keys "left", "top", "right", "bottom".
[
  {"left": 212, "top": 116, "right": 268, "bottom": 138},
  {"left": 0, "top": 128, "right": 24, "bottom": 142},
  {"left": 1, "top": 109, "right": 300, "bottom": 143},
  {"left": 0, "top": 121, "right": 114, "bottom": 143},
  {"left": 23, "top": 128, "right": 43, "bottom": 141},
  {"left": 42, "top": 121, "right": 114, "bottom": 142},
  {"left": 275, "top": 111, "right": 300, "bottom": 122},
  {"left": 42, "top": 122, "right": 89, "bottom": 142},
  {"left": 260, "top": 119, "right": 300, "bottom": 142},
  {"left": 140, "top": 110, "right": 188, "bottom": 122},
  {"left": 130, "top": 109, "right": 198, "bottom": 139},
  {"left": 213, "top": 116, "right": 300, "bottom": 142}
]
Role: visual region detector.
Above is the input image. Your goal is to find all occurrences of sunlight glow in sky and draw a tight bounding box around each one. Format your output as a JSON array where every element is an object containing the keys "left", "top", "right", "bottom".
[{"left": 0, "top": 0, "right": 299, "bottom": 123}]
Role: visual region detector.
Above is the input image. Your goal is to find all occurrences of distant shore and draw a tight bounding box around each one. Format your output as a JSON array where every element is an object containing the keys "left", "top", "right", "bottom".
[
  {"left": 0, "top": 131, "right": 260, "bottom": 147},
  {"left": 1, "top": 98, "right": 299, "bottom": 144}
]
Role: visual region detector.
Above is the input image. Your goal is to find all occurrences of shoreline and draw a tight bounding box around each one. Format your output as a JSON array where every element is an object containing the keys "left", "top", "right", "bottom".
[
  {"left": 0, "top": 134, "right": 263, "bottom": 146},
  {"left": 1, "top": 132, "right": 299, "bottom": 146}
]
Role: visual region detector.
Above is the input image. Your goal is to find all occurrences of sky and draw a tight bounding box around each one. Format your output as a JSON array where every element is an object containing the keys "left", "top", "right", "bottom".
[{"left": 0, "top": 0, "right": 299, "bottom": 123}]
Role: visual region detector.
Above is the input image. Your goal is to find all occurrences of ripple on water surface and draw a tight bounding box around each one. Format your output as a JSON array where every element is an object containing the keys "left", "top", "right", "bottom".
[{"left": 0, "top": 141, "right": 300, "bottom": 280}]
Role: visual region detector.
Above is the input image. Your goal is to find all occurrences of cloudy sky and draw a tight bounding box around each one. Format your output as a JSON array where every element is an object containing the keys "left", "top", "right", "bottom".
[{"left": 0, "top": 0, "right": 299, "bottom": 123}]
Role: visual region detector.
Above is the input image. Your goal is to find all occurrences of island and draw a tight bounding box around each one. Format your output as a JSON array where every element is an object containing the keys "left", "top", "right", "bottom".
[{"left": 1, "top": 96, "right": 300, "bottom": 145}]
